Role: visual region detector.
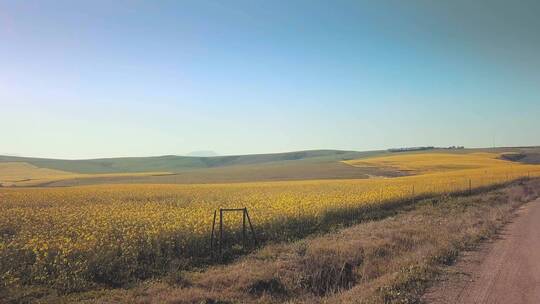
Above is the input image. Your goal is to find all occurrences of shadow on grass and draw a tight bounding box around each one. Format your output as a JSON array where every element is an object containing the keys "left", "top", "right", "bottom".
[
  {"left": 3, "top": 178, "right": 532, "bottom": 297},
  {"left": 100, "top": 179, "right": 532, "bottom": 287},
  {"left": 206, "top": 178, "right": 528, "bottom": 263}
]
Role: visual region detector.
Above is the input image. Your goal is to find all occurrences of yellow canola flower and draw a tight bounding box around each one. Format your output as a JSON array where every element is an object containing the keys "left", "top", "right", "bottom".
[{"left": 0, "top": 152, "right": 538, "bottom": 291}]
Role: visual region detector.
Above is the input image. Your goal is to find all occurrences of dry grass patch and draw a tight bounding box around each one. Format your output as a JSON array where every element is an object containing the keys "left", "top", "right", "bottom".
[
  {"left": 0, "top": 162, "right": 171, "bottom": 187},
  {"left": 0, "top": 162, "right": 75, "bottom": 186}
]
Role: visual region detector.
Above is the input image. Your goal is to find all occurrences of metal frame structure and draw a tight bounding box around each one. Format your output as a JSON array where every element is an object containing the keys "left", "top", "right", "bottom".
[{"left": 210, "top": 207, "right": 257, "bottom": 260}]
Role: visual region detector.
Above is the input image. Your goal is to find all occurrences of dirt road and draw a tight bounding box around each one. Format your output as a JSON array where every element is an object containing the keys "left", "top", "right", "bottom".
[{"left": 423, "top": 198, "right": 540, "bottom": 303}]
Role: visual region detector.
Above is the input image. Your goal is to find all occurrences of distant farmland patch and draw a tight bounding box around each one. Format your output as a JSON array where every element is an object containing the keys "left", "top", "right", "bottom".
[
  {"left": 0, "top": 162, "right": 172, "bottom": 187},
  {"left": 42, "top": 159, "right": 406, "bottom": 187},
  {"left": 501, "top": 152, "right": 540, "bottom": 164},
  {"left": 0, "top": 162, "right": 75, "bottom": 186},
  {"left": 344, "top": 152, "right": 510, "bottom": 175}
]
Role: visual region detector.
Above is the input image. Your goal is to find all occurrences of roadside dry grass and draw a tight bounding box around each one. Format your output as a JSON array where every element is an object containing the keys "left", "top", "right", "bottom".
[{"left": 56, "top": 179, "right": 540, "bottom": 304}]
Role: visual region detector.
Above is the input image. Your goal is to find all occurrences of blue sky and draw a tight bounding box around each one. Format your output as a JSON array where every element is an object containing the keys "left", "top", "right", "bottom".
[{"left": 1, "top": 0, "right": 539, "bottom": 159}]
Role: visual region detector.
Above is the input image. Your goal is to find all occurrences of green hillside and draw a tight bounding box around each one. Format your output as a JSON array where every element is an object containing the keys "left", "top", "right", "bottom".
[
  {"left": 0, "top": 150, "right": 376, "bottom": 174},
  {"left": 2, "top": 147, "right": 540, "bottom": 187}
]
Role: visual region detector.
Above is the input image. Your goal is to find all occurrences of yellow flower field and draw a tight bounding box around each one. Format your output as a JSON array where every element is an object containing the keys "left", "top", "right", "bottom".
[
  {"left": 344, "top": 152, "right": 511, "bottom": 174},
  {"left": 1, "top": 152, "right": 539, "bottom": 291}
]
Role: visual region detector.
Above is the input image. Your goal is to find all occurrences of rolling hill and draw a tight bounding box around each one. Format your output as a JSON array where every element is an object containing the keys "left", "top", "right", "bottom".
[
  {"left": 0, "top": 150, "right": 370, "bottom": 174},
  {"left": 2, "top": 147, "right": 540, "bottom": 187}
]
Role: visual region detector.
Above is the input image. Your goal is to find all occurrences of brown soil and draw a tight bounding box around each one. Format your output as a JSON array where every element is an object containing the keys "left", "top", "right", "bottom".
[{"left": 422, "top": 198, "right": 540, "bottom": 304}]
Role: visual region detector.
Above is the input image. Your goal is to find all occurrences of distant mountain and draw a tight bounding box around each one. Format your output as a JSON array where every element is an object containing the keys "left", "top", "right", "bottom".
[
  {"left": 185, "top": 151, "right": 219, "bottom": 157},
  {"left": 0, "top": 153, "right": 22, "bottom": 157}
]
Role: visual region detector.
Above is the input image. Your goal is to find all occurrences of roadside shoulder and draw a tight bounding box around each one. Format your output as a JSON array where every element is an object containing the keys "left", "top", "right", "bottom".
[{"left": 422, "top": 199, "right": 540, "bottom": 304}]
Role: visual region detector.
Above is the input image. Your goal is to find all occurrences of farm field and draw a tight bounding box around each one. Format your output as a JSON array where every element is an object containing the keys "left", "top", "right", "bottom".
[
  {"left": 86, "top": 179, "right": 540, "bottom": 304},
  {"left": 0, "top": 162, "right": 76, "bottom": 186},
  {"left": 344, "top": 152, "right": 515, "bottom": 174},
  {"left": 1, "top": 151, "right": 540, "bottom": 299},
  {"left": 39, "top": 159, "right": 406, "bottom": 187},
  {"left": 0, "top": 161, "right": 173, "bottom": 187},
  {"left": 2, "top": 148, "right": 537, "bottom": 187},
  {"left": 0, "top": 150, "right": 376, "bottom": 187},
  {"left": 0, "top": 150, "right": 369, "bottom": 174},
  {"left": 5, "top": 1, "right": 540, "bottom": 302}
]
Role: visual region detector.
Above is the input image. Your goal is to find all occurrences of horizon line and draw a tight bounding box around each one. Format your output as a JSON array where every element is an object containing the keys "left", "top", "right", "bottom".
[{"left": 2, "top": 145, "right": 540, "bottom": 161}]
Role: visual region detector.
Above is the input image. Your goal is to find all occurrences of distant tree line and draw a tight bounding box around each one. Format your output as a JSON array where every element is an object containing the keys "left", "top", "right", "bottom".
[{"left": 388, "top": 146, "right": 464, "bottom": 153}]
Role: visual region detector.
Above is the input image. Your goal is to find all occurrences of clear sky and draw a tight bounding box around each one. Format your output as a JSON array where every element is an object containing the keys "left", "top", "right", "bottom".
[{"left": 1, "top": 0, "right": 539, "bottom": 159}]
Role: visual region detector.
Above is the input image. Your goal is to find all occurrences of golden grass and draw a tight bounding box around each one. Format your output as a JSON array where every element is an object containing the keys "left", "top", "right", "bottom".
[
  {"left": 0, "top": 162, "right": 171, "bottom": 186},
  {"left": 0, "top": 162, "right": 75, "bottom": 184},
  {"left": 1, "top": 153, "right": 539, "bottom": 293},
  {"left": 344, "top": 152, "right": 509, "bottom": 174}
]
